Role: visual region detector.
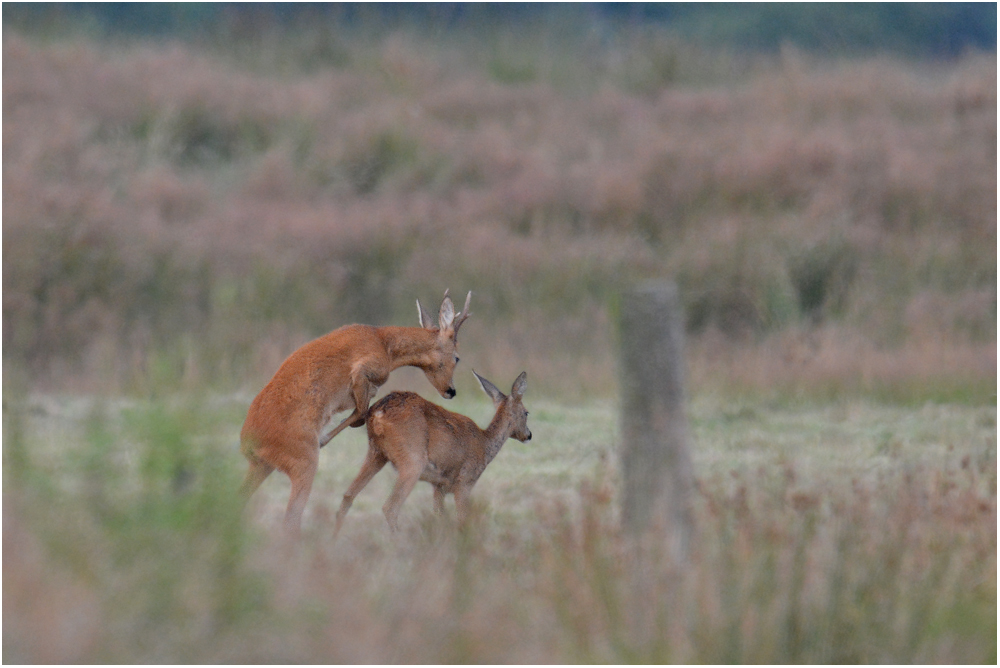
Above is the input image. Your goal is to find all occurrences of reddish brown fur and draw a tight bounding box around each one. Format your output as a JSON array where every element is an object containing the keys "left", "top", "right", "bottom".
[
  {"left": 334, "top": 371, "right": 531, "bottom": 534},
  {"left": 240, "top": 291, "right": 470, "bottom": 535}
]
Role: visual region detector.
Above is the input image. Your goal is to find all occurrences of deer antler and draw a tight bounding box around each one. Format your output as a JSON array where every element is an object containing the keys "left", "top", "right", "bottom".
[{"left": 453, "top": 290, "right": 472, "bottom": 335}]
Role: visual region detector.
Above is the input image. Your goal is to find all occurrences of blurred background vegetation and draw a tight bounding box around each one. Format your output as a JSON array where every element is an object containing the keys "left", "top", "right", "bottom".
[
  {"left": 3, "top": 2, "right": 996, "bottom": 402},
  {"left": 5, "top": 3, "right": 996, "bottom": 56}
]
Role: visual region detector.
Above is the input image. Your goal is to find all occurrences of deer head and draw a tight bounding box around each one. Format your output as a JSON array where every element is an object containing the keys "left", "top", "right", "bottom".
[
  {"left": 416, "top": 290, "right": 472, "bottom": 399},
  {"left": 474, "top": 370, "right": 532, "bottom": 442}
]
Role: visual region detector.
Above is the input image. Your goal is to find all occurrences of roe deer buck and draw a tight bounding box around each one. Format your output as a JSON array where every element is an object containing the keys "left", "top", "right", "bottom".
[
  {"left": 334, "top": 370, "right": 531, "bottom": 535},
  {"left": 239, "top": 290, "right": 471, "bottom": 534}
]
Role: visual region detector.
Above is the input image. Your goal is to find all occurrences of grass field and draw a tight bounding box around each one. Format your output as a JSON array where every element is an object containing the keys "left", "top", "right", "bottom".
[{"left": 4, "top": 387, "right": 995, "bottom": 663}]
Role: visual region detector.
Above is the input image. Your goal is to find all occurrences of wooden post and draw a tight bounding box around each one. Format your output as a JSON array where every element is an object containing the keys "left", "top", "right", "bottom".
[{"left": 619, "top": 281, "right": 695, "bottom": 558}]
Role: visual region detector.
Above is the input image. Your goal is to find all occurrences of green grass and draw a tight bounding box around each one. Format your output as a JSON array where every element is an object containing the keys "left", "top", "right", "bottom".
[{"left": 4, "top": 388, "right": 995, "bottom": 662}]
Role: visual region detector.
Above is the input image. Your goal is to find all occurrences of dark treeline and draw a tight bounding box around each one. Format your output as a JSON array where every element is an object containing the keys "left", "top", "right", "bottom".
[{"left": 4, "top": 2, "right": 996, "bottom": 57}]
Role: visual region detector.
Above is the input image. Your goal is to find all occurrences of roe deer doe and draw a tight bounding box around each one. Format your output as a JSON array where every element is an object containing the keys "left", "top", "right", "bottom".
[
  {"left": 240, "top": 290, "right": 471, "bottom": 534},
  {"left": 334, "top": 370, "right": 531, "bottom": 535}
]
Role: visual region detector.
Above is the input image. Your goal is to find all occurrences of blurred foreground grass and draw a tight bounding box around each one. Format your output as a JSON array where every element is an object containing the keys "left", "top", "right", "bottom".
[{"left": 4, "top": 390, "right": 994, "bottom": 663}]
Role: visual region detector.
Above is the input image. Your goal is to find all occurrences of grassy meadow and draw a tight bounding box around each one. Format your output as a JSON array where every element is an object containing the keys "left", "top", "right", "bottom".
[
  {"left": 4, "top": 390, "right": 995, "bottom": 663},
  {"left": 3, "top": 13, "right": 997, "bottom": 664}
]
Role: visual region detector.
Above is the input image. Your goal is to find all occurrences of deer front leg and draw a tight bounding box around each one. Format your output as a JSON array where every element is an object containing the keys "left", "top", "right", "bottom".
[
  {"left": 348, "top": 371, "right": 379, "bottom": 428},
  {"left": 319, "top": 413, "right": 356, "bottom": 448},
  {"left": 319, "top": 380, "right": 374, "bottom": 448}
]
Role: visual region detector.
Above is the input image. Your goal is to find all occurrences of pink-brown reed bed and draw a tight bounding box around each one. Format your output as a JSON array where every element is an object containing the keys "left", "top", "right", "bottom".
[
  {"left": 690, "top": 325, "right": 997, "bottom": 404},
  {"left": 2, "top": 31, "right": 995, "bottom": 400}
]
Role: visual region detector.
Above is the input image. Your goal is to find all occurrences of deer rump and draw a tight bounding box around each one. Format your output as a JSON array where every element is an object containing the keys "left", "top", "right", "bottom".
[{"left": 367, "top": 391, "right": 487, "bottom": 492}]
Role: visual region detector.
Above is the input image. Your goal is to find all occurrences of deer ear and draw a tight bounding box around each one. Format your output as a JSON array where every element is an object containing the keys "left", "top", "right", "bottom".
[
  {"left": 417, "top": 299, "right": 435, "bottom": 330},
  {"left": 511, "top": 371, "right": 527, "bottom": 399},
  {"left": 473, "top": 370, "right": 506, "bottom": 407},
  {"left": 438, "top": 294, "right": 456, "bottom": 330}
]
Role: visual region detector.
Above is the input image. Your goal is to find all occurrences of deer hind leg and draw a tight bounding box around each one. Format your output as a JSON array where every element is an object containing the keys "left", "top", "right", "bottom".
[
  {"left": 283, "top": 455, "right": 319, "bottom": 537},
  {"left": 382, "top": 454, "right": 427, "bottom": 532},
  {"left": 334, "top": 449, "right": 388, "bottom": 537},
  {"left": 433, "top": 486, "right": 447, "bottom": 515},
  {"left": 453, "top": 484, "right": 474, "bottom": 527},
  {"left": 238, "top": 457, "right": 274, "bottom": 502}
]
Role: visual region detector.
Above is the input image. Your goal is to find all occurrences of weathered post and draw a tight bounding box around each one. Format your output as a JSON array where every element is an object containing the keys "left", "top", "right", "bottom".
[{"left": 619, "top": 281, "right": 695, "bottom": 559}]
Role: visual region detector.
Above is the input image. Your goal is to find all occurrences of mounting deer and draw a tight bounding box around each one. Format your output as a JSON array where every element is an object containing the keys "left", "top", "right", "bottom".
[
  {"left": 239, "top": 290, "right": 471, "bottom": 534},
  {"left": 333, "top": 370, "right": 531, "bottom": 535}
]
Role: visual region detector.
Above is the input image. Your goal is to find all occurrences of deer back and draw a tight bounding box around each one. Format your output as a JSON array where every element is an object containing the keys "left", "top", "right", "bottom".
[
  {"left": 367, "top": 392, "right": 485, "bottom": 471},
  {"left": 242, "top": 325, "right": 384, "bottom": 437}
]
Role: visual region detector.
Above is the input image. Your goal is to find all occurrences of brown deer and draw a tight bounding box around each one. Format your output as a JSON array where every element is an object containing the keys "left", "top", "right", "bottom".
[
  {"left": 239, "top": 290, "right": 471, "bottom": 534},
  {"left": 334, "top": 370, "right": 531, "bottom": 535}
]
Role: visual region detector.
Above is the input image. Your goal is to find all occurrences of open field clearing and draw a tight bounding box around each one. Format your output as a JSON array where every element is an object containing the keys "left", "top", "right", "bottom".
[{"left": 5, "top": 390, "right": 995, "bottom": 663}]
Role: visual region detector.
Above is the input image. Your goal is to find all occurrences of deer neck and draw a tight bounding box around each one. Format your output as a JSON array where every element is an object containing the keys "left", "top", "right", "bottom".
[
  {"left": 482, "top": 410, "right": 513, "bottom": 466},
  {"left": 378, "top": 326, "right": 440, "bottom": 371}
]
